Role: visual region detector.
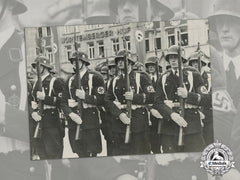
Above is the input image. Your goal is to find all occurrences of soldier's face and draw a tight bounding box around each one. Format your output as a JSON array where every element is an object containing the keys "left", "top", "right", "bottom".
[
  {"left": 109, "top": 66, "right": 116, "bottom": 76},
  {"left": 148, "top": 65, "right": 156, "bottom": 73},
  {"left": 168, "top": 54, "right": 178, "bottom": 68},
  {"left": 117, "top": 0, "right": 139, "bottom": 22},
  {"left": 72, "top": 60, "right": 83, "bottom": 70},
  {"left": 191, "top": 61, "right": 199, "bottom": 70},
  {"left": 117, "top": 59, "right": 125, "bottom": 70},
  {"left": 216, "top": 16, "right": 240, "bottom": 52}
]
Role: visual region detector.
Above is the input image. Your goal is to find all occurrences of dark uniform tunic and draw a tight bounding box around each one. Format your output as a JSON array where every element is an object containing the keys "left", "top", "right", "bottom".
[
  {"left": 31, "top": 74, "right": 65, "bottom": 159},
  {"left": 0, "top": 30, "right": 46, "bottom": 179},
  {"left": 105, "top": 71, "right": 154, "bottom": 155},
  {"left": 148, "top": 73, "right": 162, "bottom": 153},
  {"left": 201, "top": 71, "right": 213, "bottom": 145},
  {"left": 154, "top": 69, "right": 211, "bottom": 153},
  {"left": 61, "top": 70, "right": 105, "bottom": 157}
]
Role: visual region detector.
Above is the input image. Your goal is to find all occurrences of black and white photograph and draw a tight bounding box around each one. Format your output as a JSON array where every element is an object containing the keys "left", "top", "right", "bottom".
[
  {"left": 25, "top": 19, "right": 212, "bottom": 160},
  {"left": 1, "top": 0, "right": 240, "bottom": 179}
]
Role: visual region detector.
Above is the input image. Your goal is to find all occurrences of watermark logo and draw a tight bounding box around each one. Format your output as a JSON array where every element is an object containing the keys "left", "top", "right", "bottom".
[{"left": 200, "top": 141, "right": 235, "bottom": 176}]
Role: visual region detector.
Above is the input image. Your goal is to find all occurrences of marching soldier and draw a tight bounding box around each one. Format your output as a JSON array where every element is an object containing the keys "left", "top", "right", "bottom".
[
  {"left": 105, "top": 50, "right": 155, "bottom": 155},
  {"left": 153, "top": 45, "right": 211, "bottom": 153},
  {"left": 30, "top": 55, "right": 65, "bottom": 159},
  {"left": 61, "top": 51, "right": 105, "bottom": 157},
  {"left": 145, "top": 56, "right": 163, "bottom": 153},
  {"left": 188, "top": 52, "right": 213, "bottom": 145}
]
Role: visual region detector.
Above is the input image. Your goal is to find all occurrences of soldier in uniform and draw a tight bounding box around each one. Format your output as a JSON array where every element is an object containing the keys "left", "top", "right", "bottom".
[
  {"left": 145, "top": 56, "right": 163, "bottom": 153},
  {"left": 153, "top": 45, "right": 211, "bottom": 153},
  {"left": 61, "top": 51, "right": 105, "bottom": 157},
  {"left": 105, "top": 49, "right": 155, "bottom": 155},
  {"left": 109, "top": 0, "right": 174, "bottom": 23},
  {"left": 30, "top": 55, "right": 65, "bottom": 159},
  {"left": 0, "top": 0, "right": 47, "bottom": 179},
  {"left": 188, "top": 51, "right": 213, "bottom": 145},
  {"left": 209, "top": 0, "right": 240, "bottom": 178}
]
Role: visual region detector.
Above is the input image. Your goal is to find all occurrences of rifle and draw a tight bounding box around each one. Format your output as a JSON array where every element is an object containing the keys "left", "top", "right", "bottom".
[
  {"left": 177, "top": 30, "right": 185, "bottom": 147},
  {"left": 154, "top": 48, "right": 163, "bottom": 135},
  {"left": 33, "top": 60, "right": 43, "bottom": 138},
  {"left": 123, "top": 35, "right": 131, "bottom": 144},
  {"left": 197, "top": 42, "right": 202, "bottom": 73},
  {"left": 74, "top": 27, "right": 83, "bottom": 141}
]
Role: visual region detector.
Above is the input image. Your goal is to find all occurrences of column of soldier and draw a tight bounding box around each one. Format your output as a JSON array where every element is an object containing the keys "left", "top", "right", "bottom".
[{"left": 28, "top": 44, "right": 212, "bottom": 160}]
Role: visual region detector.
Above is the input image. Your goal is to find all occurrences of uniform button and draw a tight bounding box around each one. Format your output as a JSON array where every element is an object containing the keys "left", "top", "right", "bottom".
[
  {"left": 165, "top": 84, "right": 167, "bottom": 86},
  {"left": 11, "top": 85, "right": 17, "bottom": 91},
  {"left": 52, "top": 112, "right": 54, "bottom": 114},
  {"left": 93, "top": 111, "right": 95, "bottom": 114},
  {"left": 142, "top": 112, "right": 145, "bottom": 114},
  {"left": 195, "top": 111, "right": 197, "bottom": 114},
  {"left": 123, "top": 88, "right": 125, "bottom": 90},
  {"left": 29, "top": 167, "right": 35, "bottom": 173}
]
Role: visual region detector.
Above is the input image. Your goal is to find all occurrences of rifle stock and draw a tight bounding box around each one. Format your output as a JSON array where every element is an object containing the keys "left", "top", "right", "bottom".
[
  {"left": 74, "top": 27, "right": 83, "bottom": 141},
  {"left": 177, "top": 31, "right": 184, "bottom": 146},
  {"left": 124, "top": 52, "right": 132, "bottom": 144},
  {"left": 33, "top": 61, "right": 43, "bottom": 139}
]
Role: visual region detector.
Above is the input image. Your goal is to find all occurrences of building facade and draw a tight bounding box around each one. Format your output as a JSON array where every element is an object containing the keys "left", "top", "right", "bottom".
[{"left": 25, "top": 19, "right": 209, "bottom": 72}]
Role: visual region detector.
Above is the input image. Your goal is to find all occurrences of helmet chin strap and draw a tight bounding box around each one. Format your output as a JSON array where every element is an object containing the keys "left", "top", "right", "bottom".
[{"left": 0, "top": 0, "right": 8, "bottom": 21}]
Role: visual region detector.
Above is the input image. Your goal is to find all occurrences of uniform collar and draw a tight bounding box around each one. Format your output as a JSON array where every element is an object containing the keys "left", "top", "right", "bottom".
[
  {"left": 41, "top": 73, "right": 50, "bottom": 81},
  {"left": 0, "top": 24, "right": 15, "bottom": 50},
  {"left": 223, "top": 52, "right": 240, "bottom": 79}
]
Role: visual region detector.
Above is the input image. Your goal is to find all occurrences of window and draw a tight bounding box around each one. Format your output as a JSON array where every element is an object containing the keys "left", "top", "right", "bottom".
[
  {"left": 125, "top": 36, "right": 131, "bottom": 50},
  {"left": 167, "top": 28, "right": 175, "bottom": 47},
  {"left": 88, "top": 42, "right": 95, "bottom": 59},
  {"left": 112, "top": 38, "right": 120, "bottom": 55},
  {"left": 179, "top": 27, "right": 188, "bottom": 46},
  {"left": 155, "top": 37, "right": 161, "bottom": 50},
  {"left": 46, "top": 27, "right": 51, "bottom": 36},
  {"left": 38, "top": 28, "right": 42, "bottom": 38},
  {"left": 145, "top": 39, "right": 149, "bottom": 52},
  {"left": 98, "top": 41, "right": 105, "bottom": 58}
]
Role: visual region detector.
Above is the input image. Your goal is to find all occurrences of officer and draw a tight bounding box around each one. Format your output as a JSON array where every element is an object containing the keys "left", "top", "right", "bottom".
[
  {"left": 105, "top": 49, "right": 155, "bottom": 155},
  {"left": 61, "top": 51, "right": 105, "bottom": 157},
  {"left": 145, "top": 56, "right": 163, "bottom": 153},
  {"left": 188, "top": 51, "right": 213, "bottom": 145},
  {"left": 109, "top": 0, "right": 174, "bottom": 23},
  {"left": 0, "top": 0, "right": 47, "bottom": 179},
  {"left": 30, "top": 55, "right": 65, "bottom": 159},
  {"left": 153, "top": 45, "right": 210, "bottom": 153},
  {"left": 209, "top": 1, "right": 240, "bottom": 178}
]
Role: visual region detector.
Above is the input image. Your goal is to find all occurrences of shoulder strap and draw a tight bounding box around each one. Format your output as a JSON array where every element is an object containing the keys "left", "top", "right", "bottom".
[
  {"left": 162, "top": 74, "right": 168, "bottom": 100},
  {"left": 112, "top": 76, "right": 119, "bottom": 101},
  {"left": 135, "top": 72, "right": 141, "bottom": 94},
  {"left": 48, "top": 77, "right": 57, "bottom": 96},
  {"left": 188, "top": 71, "right": 193, "bottom": 92},
  {"left": 68, "top": 76, "right": 75, "bottom": 99},
  {"left": 88, "top": 73, "right": 94, "bottom": 95}
]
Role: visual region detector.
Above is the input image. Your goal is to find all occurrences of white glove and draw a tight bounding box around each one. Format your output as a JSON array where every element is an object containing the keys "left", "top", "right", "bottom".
[
  {"left": 124, "top": 91, "right": 133, "bottom": 101},
  {"left": 170, "top": 112, "right": 188, "bottom": 127},
  {"left": 150, "top": 109, "right": 163, "bottom": 119},
  {"left": 0, "top": 89, "right": 6, "bottom": 124},
  {"left": 76, "top": 89, "right": 85, "bottom": 100},
  {"left": 37, "top": 90, "right": 45, "bottom": 100},
  {"left": 31, "top": 101, "right": 38, "bottom": 110},
  {"left": 164, "top": 100, "right": 174, "bottom": 109},
  {"left": 69, "top": 112, "right": 82, "bottom": 124},
  {"left": 31, "top": 112, "right": 42, "bottom": 122},
  {"left": 177, "top": 87, "right": 188, "bottom": 98},
  {"left": 119, "top": 113, "right": 130, "bottom": 125}
]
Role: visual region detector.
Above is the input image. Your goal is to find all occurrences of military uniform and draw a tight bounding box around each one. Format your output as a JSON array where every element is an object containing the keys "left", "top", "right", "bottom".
[
  {"left": 61, "top": 52, "right": 105, "bottom": 157},
  {"left": 188, "top": 51, "right": 213, "bottom": 145},
  {"left": 0, "top": 0, "right": 46, "bottom": 179},
  {"left": 105, "top": 50, "right": 154, "bottom": 155},
  {"left": 30, "top": 56, "right": 65, "bottom": 159},
  {"left": 153, "top": 45, "right": 209, "bottom": 153},
  {"left": 145, "top": 56, "right": 162, "bottom": 153}
]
